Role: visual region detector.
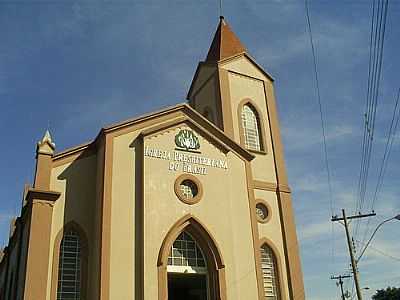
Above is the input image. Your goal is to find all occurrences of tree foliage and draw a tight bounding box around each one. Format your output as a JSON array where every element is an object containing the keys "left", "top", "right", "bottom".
[{"left": 372, "top": 287, "right": 400, "bottom": 300}]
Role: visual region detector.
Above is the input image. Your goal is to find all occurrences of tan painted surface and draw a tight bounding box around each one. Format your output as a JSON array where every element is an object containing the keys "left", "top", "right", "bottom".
[
  {"left": 254, "top": 189, "right": 290, "bottom": 299},
  {"left": 93, "top": 142, "right": 104, "bottom": 300},
  {"left": 23, "top": 201, "right": 54, "bottom": 300},
  {"left": 220, "top": 56, "right": 268, "bottom": 81},
  {"left": 5, "top": 232, "right": 19, "bottom": 299},
  {"left": 193, "top": 74, "right": 219, "bottom": 123},
  {"left": 188, "top": 64, "right": 216, "bottom": 99},
  {"left": 16, "top": 221, "right": 30, "bottom": 300},
  {"left": 48, "top": 155, "right": 98, "bottom": 300},
  {"left": 142, "top": 125, "right": 258, "bottom": 300},
  {"left": 108, "top": 131, "right": 140, "bottom": 299},
  {"left": 223, "top": 63, "right": 277, "bottom": 183}
]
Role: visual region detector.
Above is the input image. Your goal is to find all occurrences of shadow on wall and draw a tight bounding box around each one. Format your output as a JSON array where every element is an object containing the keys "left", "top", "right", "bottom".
[
  {"left": 55, "top": 137, "right": 145, "bottom": 298},
  {"left": 57, "top": 146, "right": 98, "bottom": 299}
]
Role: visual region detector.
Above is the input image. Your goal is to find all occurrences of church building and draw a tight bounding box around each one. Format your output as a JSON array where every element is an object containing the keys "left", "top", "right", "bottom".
[{"left": 0, "top": 17, "right": 304, "bottom": 300}]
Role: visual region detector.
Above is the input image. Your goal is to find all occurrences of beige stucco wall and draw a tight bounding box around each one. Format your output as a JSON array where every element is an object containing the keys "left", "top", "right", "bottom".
[
  {"left": 48, "top": 154, "right": 98, "bottom": 300},
  {"left": 142, "top": 124, "right": 258, "bottom": 300},
  {"left": 220, "top": 56, "right": 267, "bottom": 81},
  {"left": 189, "top": 65, "right": 217, "bottom": 98},
  {"left": 255, "top": 189, "right": 290, "bottom": 299},
  {"left": 222, "top": 57, "right": 277, "bottom": 184},
  {"left": 16, "top": 221, "right": 30, "bottom": 300},
  {"left": 4, "top": 234, "right": 19, "bottom": 299},
  {"left": 108, "top": 130, "right": 141, "bottom": 299},
  {"left": 193, "top": 74, "right": 220, "bottom": 126}
]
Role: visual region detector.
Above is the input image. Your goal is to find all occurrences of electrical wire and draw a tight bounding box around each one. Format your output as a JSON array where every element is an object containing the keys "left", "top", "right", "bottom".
[
  {"left": 305, "top": 0, "right": 338, "bottom": 287},
  {"left": 360, "top": 88, "right": 400, "bottom": 246},
  {"left": 353, "top": 0, "right": 389, "bottom": 241},
  {"left": 304, "top": 0, "right": 334, "bottom": 217}
]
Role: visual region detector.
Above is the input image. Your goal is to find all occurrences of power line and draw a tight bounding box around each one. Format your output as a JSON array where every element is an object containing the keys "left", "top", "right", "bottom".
[
  {"left": 371, "top": 88, "right": 400, "bottom": 211},
  {"left": 304, "top": 0, "right": 334, "bottom": 217},
  {"left": 355, "top": 238, "right": 400, "bottom": 263},
  {"left": 353, "top": 0, "right": 389, "bottom": 241},
  {"left": 305, "top": 0, "right": 337, "bottom": 278},
  {"left": 359, "top": 88, "right": 400, "bottom": 245}
]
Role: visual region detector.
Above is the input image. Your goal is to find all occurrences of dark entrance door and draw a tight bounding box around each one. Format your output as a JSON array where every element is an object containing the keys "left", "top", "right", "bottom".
[{"left": 167, "top": 273, "right": 207, "bottom": 300}]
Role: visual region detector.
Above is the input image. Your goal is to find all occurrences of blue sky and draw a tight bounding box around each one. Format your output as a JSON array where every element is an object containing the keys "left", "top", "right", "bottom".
[{"left": 1, "top": 1, "right": 399, "bottom": 299}]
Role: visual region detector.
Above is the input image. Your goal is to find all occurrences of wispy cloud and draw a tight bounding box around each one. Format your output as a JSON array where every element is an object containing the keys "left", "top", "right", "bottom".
[
  {"left": 282, "top": 123, "right": 355, "bottom": 151},
  {"left": 299, "top": 219, "right": 332, "bottom": 240}
]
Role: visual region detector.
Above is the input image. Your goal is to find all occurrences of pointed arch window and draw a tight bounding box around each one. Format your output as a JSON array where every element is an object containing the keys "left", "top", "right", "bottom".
[
  {"left": 260, "top": 244, "right": 280, "bottom": 299},
  {"left": 158, "top": 217, "right": 226, "bottom": 300},
  {"left": 241, "top": 104, "right": 263, "bottom": 151},
  {"left": 56, "top": 230, "right": 82, "bottom": 300},
  {"left": 167, "top": 231, "right": 207, "bottom": 274}
]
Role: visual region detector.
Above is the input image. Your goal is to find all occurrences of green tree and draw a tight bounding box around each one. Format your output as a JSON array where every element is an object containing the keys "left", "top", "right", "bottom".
[{"left": 372, "top": 287, "right": 400, "bottom": 300}]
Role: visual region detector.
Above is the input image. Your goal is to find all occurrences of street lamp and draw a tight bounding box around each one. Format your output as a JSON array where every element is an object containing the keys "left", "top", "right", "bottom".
[{"left": 357, "top": 214, "right": 400, "bottom": 262}]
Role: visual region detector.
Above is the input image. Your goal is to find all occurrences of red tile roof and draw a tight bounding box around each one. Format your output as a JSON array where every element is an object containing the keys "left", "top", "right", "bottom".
[{"left": 206, "top": 16, "right": 247, "bottom": 62}]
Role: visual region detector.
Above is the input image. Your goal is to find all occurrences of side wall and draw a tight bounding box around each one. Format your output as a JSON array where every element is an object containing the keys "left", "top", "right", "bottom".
[{"left": 48, "top": 154, "right": 98, "bottom": 300}]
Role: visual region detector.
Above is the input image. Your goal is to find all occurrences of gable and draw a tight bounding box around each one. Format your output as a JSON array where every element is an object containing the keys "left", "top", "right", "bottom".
[{"left": 219, "top": 54, "right": 273, "bottom": 82}]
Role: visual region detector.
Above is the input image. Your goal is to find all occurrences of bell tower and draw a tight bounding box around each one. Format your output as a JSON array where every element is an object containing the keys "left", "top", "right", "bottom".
[{"left": 188, "top": 17, "right": 305, "bottom": 300}]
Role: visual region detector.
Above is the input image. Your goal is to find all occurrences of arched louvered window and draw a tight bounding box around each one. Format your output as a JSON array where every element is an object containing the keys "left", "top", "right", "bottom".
[
  {"left": 57, "top": 230, "right": 81, "bottom": 300},
  {"left": 241, "top": 104, "right": 262, "bottom": 151},
  {"left": 260, "top": 244, "right": 280, "bottom": 300}
]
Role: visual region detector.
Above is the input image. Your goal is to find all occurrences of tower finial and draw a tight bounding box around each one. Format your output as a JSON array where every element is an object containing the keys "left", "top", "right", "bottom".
[{"left": 36, "top": 129, "right": 55, "bottom": 156}]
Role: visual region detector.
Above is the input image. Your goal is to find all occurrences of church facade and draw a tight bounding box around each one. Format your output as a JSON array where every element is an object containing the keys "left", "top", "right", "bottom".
[{"left": 0, "top": 17, "right": 304, "bottom": 300}]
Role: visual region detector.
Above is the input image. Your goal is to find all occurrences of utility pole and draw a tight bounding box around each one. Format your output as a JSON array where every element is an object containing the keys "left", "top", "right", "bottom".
[
  {"left": 331, "top": 209, "right": 376, "bottom": 300},
  {"left": 331, "top": 274, "right": 351, "bottom": 300}
]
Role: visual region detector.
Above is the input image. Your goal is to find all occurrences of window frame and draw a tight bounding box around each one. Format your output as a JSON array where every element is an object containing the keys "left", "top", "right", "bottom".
[
  {"left": 167, "top": 231, "right": 207, "bottom": 274},
  {"left": 51, "top": 221, "right": 88, "bottom": 300},
  {"left": 255, "top": 199, "right": 272, "bottom": 224},
  {"left": 238, "top": 99, "right": 267, "bottom": 154},
  {"left": 174, "top": 174, "right": 203, "bottom": 205},
  {"left": 157, "top": 215, "right": 226, "bottom": 300},
  {"left": 258, "top": 239, "right": 283, "bottom": 300}
]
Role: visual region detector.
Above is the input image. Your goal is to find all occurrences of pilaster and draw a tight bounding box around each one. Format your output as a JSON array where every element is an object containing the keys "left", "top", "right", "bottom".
[
  {"left": 23, "top": 189, "right": 60, "bottom": 300},
  {"left": 23, "top": 131, "right": 59, "bottom": 300},
  {"left": 264, "top": 84, "right": 305, "bottom": 299}
]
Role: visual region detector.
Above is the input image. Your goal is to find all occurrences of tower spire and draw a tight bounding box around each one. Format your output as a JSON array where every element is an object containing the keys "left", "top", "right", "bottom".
[{"left": 205, "top": 17, "right": 247, "bottom": 62}]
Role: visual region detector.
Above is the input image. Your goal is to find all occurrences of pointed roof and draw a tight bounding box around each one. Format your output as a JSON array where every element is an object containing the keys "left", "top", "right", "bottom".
[
  {"left": 37, "top": 129, "right": 56, "bottom": 155},
  {"left": 206, "top": 16, "right": 247, "bottom": 62}
]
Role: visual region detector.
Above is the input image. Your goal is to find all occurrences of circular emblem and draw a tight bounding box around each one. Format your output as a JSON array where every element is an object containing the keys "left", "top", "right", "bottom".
[{"left": 175, "top": 129, "right": 200, "bottom": 151}]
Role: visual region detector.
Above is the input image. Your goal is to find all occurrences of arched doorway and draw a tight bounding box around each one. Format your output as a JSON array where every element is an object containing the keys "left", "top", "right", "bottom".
[
  {"left": 167, "top": 231, "right": 208, "bottom": 300},
  {"left": 157, "top": 215, "right": 226, "bottom": 300}
]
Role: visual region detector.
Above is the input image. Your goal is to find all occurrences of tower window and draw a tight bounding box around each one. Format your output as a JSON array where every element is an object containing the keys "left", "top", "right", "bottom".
[
  {"left": 260, "top": 244, "right": 280, "bottom": 299},
  {"left": 57, "top": 230, "right": 81, "bottom": 300},
  {"left": 241, "top": 104, "right": 262, "bottom": 151}
]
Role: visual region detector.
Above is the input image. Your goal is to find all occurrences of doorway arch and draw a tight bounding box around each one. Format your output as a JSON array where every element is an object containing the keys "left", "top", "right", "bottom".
[{"left": 157, "top": 214, "right": 226, "bottom": 300}]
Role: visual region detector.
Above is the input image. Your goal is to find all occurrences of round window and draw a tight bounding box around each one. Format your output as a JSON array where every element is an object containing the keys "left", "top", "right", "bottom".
[
  {"left": 255, "top": 202, "right": 269, "bottom": 223},
  {"left": 180, "top": 180, "right": 198, "bottom": 200},
  {"left": 174, "top": 175, "right": 203, "bottom": 205}
]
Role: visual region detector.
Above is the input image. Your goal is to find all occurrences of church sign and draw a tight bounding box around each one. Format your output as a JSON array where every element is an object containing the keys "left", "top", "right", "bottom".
[
  {"left": 144, "top": 130, "right": 228, "bottom": 175},
  {"left": 175, "top": 129, "right": 200, "bottom": 151}
]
